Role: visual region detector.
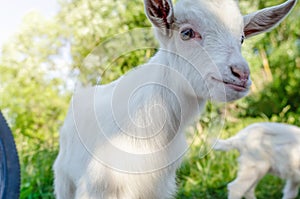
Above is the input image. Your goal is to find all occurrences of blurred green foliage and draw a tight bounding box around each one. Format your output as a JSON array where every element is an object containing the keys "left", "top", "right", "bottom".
[
  {"left": 0, "top": 0, "right": 299, "bottom": 198},
  {"left": 237, "top": 0, "right": 300, "bottom": 125}
]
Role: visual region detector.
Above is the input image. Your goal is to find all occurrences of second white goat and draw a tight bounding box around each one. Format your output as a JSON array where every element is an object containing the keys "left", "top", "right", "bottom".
[{"left": 214, "top": 122, "right": 300, "bottom": 199}]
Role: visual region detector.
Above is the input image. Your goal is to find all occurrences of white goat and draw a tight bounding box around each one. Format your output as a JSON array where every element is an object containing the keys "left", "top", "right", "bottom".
[
  {"left": 54, "top": 0, "right": 297, "bottom": 198},
  {"left": 214, "top": 122, "right": 300, "bottom": 199}
]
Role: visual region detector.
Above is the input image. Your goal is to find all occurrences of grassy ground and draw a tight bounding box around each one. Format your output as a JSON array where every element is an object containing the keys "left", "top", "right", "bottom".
[
  {"left": 176, "top": 117, "right": 297, "bottom": 199},
  {"left": 18, "top": 116, "right": 299, "bottom": 198}
]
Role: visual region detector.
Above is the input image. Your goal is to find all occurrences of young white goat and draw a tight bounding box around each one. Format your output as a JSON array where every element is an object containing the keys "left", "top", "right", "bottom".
[
  {"left": 214, "top": 122, "right": 300, "bottom": 199},
  {"left": 54, "top": 0, "right": 297, "bottom": 198}
]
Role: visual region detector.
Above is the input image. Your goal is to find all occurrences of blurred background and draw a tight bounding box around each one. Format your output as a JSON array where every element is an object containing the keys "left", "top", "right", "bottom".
[{"left": 0, "top": 0, "right": 299, "bottom": 198}]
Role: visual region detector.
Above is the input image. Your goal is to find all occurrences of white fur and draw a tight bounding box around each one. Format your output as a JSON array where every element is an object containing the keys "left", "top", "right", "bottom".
[
  {"left": 54, "top": 0, "right": 296, "bottom": 198},
  {"left": 214, "top": 122, "right": 300, "bottom": 199}
]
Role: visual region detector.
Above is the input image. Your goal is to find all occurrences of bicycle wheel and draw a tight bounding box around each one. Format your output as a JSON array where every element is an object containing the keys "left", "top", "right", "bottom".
[{"left": 0, "top": 111, "right": 20, "bottom": 199}]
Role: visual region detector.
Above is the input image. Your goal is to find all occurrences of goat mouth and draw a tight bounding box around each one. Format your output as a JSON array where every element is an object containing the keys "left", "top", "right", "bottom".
[{"left": 212, "top": 77, "right": 248, "bottom": 92}]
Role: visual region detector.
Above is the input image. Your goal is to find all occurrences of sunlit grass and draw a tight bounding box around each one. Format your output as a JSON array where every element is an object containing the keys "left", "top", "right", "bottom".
[
  {"left": 176, "top": 117, "right": 298, "bottom": 199},
  {"left": 17, "top": 116, "right": 295, "bottom": 199}
]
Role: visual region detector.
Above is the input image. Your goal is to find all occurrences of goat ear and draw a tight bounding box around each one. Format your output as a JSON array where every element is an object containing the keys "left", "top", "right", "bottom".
[
  {"left": 243, "top": 0, "right": 297, "bottom": 38},
  {"left": 144, "top": 0, "right": 174, "bottom": 36}
]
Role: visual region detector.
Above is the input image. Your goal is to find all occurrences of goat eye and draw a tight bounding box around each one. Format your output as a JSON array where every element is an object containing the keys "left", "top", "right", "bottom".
[
  {"left": 241, "top": 35, "right": 245, "bottom": 44},
  {"left": 180, "top": 29, "right": 195, "bottom": 41}
]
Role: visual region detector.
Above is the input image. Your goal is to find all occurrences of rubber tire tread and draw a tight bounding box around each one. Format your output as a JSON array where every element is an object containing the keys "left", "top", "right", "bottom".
[{"left": 0, "top": 111, "right": 20, "bottom": 199}]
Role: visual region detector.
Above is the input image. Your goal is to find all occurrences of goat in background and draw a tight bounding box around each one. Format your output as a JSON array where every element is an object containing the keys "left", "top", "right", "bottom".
[{"left": 214, "top": 122, "right": 300, "bottom": 199}]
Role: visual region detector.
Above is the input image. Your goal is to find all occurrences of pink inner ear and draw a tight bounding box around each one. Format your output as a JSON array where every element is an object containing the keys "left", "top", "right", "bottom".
[
  {"left": 244, "top": 24, "right": 260, "bottom": 37},
  {"left": 244, "top": 0, "right": 296, "bottom": 37},
  {"left": 147, "top": 0, "right": 172, "bottom": 29}
]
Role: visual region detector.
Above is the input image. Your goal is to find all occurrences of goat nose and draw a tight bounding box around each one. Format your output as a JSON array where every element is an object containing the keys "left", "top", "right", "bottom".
[{"left": 230, "top": 66, "right": 250, "bottom": 82}]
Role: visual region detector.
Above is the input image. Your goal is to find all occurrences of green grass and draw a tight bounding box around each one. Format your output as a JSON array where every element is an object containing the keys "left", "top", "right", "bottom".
[
  {"left": 176, "top": 116, "right": 300, "bottom": 199},
  {"left": 176, "top": 146, "right": 289, "bottom": 199},
  {"left": 18, "top": 116, "right": 299, "bottom": 198},
  {"left": 17, "top": 136, "right": 57, "bottom": 199}
]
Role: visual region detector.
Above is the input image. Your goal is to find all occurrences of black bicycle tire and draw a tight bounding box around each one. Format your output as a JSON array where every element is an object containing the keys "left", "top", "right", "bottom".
[{"left": 0, "top": 111, "right": 20, "bottom": 199}]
